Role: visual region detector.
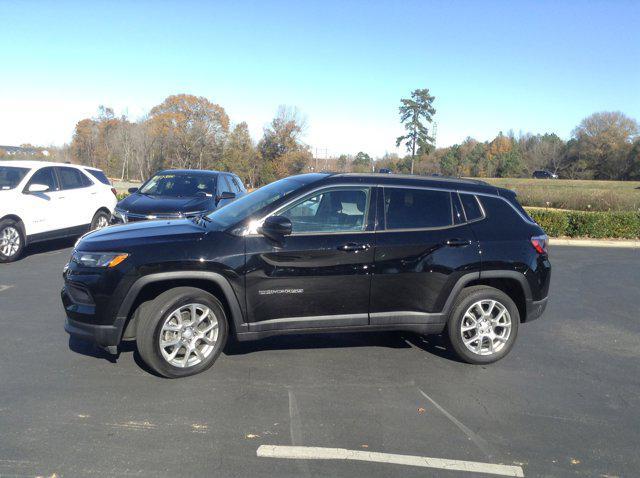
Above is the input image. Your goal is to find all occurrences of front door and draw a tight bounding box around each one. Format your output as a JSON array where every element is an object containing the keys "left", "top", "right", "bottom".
[
  {"left": 244, "top": 186, "right": 376, "bottom": 331},
  {"left": 21, "top": 166, "right": 63, "bottom": 235}
]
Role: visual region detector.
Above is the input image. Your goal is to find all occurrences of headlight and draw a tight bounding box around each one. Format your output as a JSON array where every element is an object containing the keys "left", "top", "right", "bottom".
[
  {"left": 113, "top": 208, "right": 126, "bottom": 221},
  {"left": 72, "top": 251, "right": 129, "bottom": 268}
]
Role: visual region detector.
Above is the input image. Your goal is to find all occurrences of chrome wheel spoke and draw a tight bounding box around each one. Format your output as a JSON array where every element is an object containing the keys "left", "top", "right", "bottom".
[
  {"left": 159, "top": 302, "right": 218, "bottom": 368},
  {"left": 460, "top": 299, "right": 511, "bottom": 356}
]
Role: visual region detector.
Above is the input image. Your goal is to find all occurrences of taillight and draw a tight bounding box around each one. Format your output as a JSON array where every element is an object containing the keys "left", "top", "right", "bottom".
[
  {"left": 531, "top": 234, "right": 548, "bottom": 254},
  {"left": 111, "top": 187, "right": 117, "bottom": 197}
]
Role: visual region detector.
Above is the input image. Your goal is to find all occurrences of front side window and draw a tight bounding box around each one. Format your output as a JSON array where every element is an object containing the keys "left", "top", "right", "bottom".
[
  {"left": 0, "top": 166, "right": 29, "bottom": 190},
  {"left": 206, "top": 176, "right": 321, "bottom": 230},
  {"left": 280, "top": 188, "right": 370, "bottom": 234},
  {"left": 57, "top": 167, "right": 90, "bottom": 190},
  {"left": 27, "top": 167, "right": 57, "bottom": 191},
  {"left": 384, "top": 187, "right": 452, "bottom": 230}
]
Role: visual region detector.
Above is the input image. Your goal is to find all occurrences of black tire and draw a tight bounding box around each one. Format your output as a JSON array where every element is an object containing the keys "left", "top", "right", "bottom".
[
  {"left": 446, "top": 285, "right": 520, "bottom": 364},
  {"left": 0, "top": 219, "right": 25, "bottom": 263},
  {"left": 90, "top": 210, "right": 111, "bottom": 230},
  {"left": 136, "top": 287, "right": 228, "bottom": 378}
]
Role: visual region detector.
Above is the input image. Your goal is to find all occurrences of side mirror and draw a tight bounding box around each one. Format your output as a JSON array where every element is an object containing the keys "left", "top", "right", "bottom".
[
  {"left": 218, "top": 191, "right": 236, "bottom": 201},
  {"left": 258, "top": 216, "right": 292, "bottom": 241},
  {"left": 127, "top": 187, "right": 139, "bottom": 194},
  {"left": 27, "top": 183, "right": 50, "bottom": 193}
]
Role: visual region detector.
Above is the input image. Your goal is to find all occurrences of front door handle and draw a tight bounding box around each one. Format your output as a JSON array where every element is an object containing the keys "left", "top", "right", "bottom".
[
  {"left": 338, "top": 242, "right": 370, "bottom": 252},
  {"left": 444, "top": 238, "right": 472, "bottom": 247}
]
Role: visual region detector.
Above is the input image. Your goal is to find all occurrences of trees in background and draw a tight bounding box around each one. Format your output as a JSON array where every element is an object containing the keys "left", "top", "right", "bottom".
[
  {"left": 11, "top": 97, "right": 638, "bottom": 183},
  {"left": 396, "top": 88, "right": 436, "bottom": 174},
  {"left": 65, "top": 97, "right": 310, "bottom": 186}
]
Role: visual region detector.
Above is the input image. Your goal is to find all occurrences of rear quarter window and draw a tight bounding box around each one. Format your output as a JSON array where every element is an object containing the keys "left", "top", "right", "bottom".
[
  {"left": 459, "top": 193, "right": 484, "bottom": 221},
  {"left": 86, "top": 169, "right": 111, "bottom": 185}
]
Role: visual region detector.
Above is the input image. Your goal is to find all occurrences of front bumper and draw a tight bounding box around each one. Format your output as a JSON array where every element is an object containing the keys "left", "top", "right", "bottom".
[{"left": 61, "top": 286, "right": 125, "bottom": 351}]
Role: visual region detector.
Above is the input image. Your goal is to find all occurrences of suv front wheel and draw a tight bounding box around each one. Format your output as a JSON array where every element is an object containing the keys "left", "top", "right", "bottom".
[
  {"left": 0, "top": 219, "right": 25, "bottom": 263},
  {"left": 136, "top": 287, "right": 229, "bottom": 378},
  {"left": 447, "top": 285, "right": 520, "bottom": 364}
]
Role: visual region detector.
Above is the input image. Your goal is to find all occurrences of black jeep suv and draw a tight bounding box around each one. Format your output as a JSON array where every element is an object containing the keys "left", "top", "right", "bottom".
[{"left": 61, "top": 173, "right": 551, "bottom": 378}]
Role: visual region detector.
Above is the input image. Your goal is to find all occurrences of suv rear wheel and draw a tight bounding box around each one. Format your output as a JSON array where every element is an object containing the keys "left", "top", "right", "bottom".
[
  {"left": 136, "top": 287, "right": 228, "bottom": 378},
  {"left": 90, "top": 210, "right": 110, "bottom": 230},
  {"left": 447, "top": 285, "right": 520, "bottom": 364},
  {"left": 0, "top": 219, "right": 25, "bottom": 263}
]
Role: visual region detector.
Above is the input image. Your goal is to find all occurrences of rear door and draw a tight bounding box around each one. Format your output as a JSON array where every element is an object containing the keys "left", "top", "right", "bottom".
[
  {"left": 370, "top": 187, "right": 480, "bottom": 325},
  {"left": 244, "top": 186, "right": 376, "bottom": 330}
]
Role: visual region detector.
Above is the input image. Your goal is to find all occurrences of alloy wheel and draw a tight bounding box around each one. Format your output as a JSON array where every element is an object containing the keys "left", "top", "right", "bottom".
[
  {"left": 95, "top": 215, "right": 109, "bottom": 229},
  {"left": 158, "top": 303, "right": 219, "bottom": 368},
  {"left": 460, "top": 299, "right": 512, "bottom": 356},
  {"left": 1, "top": 226, "right": 21, "bottom": 258}
]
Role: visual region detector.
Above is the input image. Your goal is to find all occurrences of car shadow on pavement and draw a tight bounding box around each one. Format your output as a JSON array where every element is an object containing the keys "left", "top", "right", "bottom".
[
  {"left": 24, "top": 237, "right": 76, "bottom": 258},
  {"left": 402, "top": 333, "right": 465, "bottom": 362}
]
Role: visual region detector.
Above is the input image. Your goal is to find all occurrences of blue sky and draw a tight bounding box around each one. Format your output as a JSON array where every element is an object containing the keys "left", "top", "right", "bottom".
[{"left": 1, "top": 0, "right": 639, "bottom": 156}]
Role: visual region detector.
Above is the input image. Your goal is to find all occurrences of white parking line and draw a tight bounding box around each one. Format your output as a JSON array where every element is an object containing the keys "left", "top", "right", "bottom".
[
  {"left": 257, "top": 445, "right": 525, "bottom": 477},
  {"left": 0, "top": 285, "right": 13, "bottom": 293}
]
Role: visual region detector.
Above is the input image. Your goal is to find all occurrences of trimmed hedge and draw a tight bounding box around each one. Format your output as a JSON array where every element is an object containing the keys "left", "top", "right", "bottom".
[{"left": 526, "top": 208, "right": 640, "bottom": 239}]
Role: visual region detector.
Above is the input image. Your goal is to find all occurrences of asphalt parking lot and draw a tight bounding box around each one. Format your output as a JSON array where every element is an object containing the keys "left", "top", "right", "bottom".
[{"left": 0, "top": 242, "right": 639, "bottom": 477}]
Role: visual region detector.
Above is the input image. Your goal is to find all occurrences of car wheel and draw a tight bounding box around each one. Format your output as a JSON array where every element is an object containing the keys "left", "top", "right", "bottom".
[
  {"left": 136, "top": 287, "right": 228, "bottom": 378},
  {"left": 90, "top": 210, "right": 111, "bottom": 230},
  {"left": 447, "top": 285, "right": 519, "bottom": 364},
  {"left": 0, "top": 219, "right": 25, "bottom": 263}
]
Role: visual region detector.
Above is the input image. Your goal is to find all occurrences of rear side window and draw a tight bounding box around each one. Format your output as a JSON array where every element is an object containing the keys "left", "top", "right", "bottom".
[
  {"left": 460, "top": 193, "right": 483, "bottom": 221},
  {"left": 452, "top": 193, "right": 465, "bottom": 224},
  {"left": 86, "top": 169, "right": 110, "bottom": 185},
  {"left": 57, "top": 167, "right": 90, "bottom": 189},
  {"left": 384, "top": 188, "right": 452, "bottom": 229}
]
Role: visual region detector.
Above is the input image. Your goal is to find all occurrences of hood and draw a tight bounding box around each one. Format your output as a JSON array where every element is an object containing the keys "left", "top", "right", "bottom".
[
  {"left": 117, "top": 193, "right": 215, "bottom": 215},
  {"left": 76, "top": 219, "right": 207, "bottom": 252}
]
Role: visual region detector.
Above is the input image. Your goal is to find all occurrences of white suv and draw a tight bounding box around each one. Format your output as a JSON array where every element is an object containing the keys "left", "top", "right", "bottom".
[{"left": 0, "top": 161, "right": 117, "bottom": 262}]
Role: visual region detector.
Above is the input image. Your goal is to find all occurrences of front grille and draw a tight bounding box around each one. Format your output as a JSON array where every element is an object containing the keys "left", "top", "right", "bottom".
[
  {"left": 125, "top": 212, "right": 182, "bottom": 222},
  {"left": 66, "top": 282, "right": 94, "bottom": 305}
]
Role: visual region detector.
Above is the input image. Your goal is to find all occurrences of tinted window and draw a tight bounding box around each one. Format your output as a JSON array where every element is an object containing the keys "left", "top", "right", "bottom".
[
  {"left": 460, "top": 193, "right": 483, "bottom": 221},
  {"left": 281, "top": 188, "right": 370, "bottom": 233},
  {"left": 86, "top": 169, "right": 110, "bottom": 185},
  {"left": 57, "top": 167, "right": 90, "bottom": 189},
  {"left": 0, "top": 166, "right": 29, "bottom": 190},
  {"left": 27, "top": 167, "right": 57, "bottom": 191},
  {"left": 384, "top": 188, "right": 452, "bottom": 229}
]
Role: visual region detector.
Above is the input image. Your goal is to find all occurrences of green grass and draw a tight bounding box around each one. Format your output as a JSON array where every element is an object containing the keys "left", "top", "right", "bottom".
[{"left": 480, "top": 178, "right": 640, "bottom": 212}]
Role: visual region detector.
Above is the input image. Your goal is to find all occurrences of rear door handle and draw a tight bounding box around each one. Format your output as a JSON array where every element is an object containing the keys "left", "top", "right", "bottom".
[
  {"left": 444, "top": 238, "right": 472, "bottom": 247},
  {"left": 338, "top": 242, "right": 370, "bottom": 252}
]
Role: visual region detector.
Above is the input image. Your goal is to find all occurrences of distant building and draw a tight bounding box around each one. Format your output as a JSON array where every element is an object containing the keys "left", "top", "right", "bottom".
[{"left": 0, "top": 145, "right": 50, "bottom": 157}]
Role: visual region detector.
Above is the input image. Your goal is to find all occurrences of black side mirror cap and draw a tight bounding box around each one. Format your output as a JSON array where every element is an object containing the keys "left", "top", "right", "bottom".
[
  {"left": 218, "top": 191, "right": 236, "bottom": 201},
  {"left": 127, "top": 187, "right": 138, "bottom": 194},
  {"left": 258, "top": 215, "right": 292, "bottom": 241}
]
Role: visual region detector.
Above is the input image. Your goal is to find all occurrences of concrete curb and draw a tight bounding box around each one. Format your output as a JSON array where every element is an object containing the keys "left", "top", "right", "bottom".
[{"left": 551, "top": 238, "right": 640, "bottom": 248}]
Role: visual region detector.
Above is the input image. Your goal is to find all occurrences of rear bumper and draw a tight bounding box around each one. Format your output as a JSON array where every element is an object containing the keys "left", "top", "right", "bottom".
[{"left": 525, "top": 296, "right": 548, "bottom": 322}]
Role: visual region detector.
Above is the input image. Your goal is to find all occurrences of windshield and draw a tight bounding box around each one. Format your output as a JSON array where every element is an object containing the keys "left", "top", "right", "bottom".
[
  {"left": 139, "top": 172, "right": 216, "bottom": 197},
  {"left": 206, "top": 176, "right": 316, "bottom": 229},
  {"left": 0, "top": 166, "right": 30, "bottom": 190}
]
